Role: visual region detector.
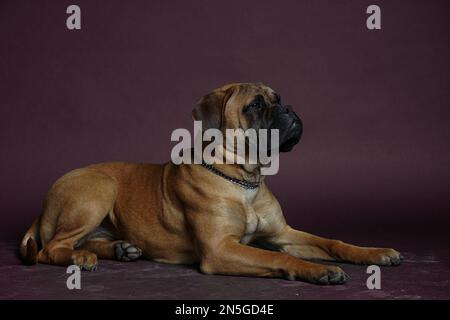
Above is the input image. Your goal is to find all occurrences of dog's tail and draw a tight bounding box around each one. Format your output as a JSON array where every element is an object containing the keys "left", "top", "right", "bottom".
[{"left": 19, "top": 217, "right": 41, "bottom": 265}]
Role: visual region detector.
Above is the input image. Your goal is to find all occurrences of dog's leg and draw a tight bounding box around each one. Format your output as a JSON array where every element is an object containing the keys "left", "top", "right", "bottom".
[
  {"left": 36, "top": 169, "right": 119, "bottom": 270},
  {"left": 37, "top": 216, "right": 110, "bottom": 270},
  {"left": 79, "top": 239, "right": 142, "bottom": 262},
  {"left": 187, "top": 212, "right": 349, "bottom": 284},
  {"left": 198, "top": 236, "right": 349, "bottom": 284},
  {"left": 268, "top": 226, "right": 403, "bottom": 266},
  {"left": 38, "top": 236, "right": 100, "bottom": 271}
]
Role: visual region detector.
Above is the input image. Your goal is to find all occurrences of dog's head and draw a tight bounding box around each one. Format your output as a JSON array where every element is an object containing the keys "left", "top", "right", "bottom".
[{"left": 192, "top": 83, "right": 302, "bottom": 152}]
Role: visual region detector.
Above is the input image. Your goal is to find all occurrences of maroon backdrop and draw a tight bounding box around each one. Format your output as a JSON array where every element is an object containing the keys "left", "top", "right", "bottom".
[{"left": 1, "top": 0, "right": 449, "bottom": 242}]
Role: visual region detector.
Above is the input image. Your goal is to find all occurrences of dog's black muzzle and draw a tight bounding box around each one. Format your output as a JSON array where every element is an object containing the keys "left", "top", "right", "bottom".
[{"left": 270, "top": 104, "right": 303, "bottom": 152}]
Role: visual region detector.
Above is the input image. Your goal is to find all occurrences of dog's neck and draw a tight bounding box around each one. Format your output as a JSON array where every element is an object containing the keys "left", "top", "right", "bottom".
[
  {"left": 200, "top": 144, "right": 265, "bottom": 184},
  {"left": 211, "top": 162, "right": 264, "bottom": 185}
]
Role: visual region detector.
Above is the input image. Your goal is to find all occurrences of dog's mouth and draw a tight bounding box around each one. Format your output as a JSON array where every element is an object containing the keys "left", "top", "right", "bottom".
[
  {"left": 280, "top": 136, "right": 299, "bottom": 152},
  {"left": 279, "top": 120, "right": 302, "bottom": 152}
]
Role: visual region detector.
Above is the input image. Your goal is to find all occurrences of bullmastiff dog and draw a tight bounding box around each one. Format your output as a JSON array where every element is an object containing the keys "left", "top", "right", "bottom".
[{"left": 20, "top": 83, "right": 402, "bottom": 285}]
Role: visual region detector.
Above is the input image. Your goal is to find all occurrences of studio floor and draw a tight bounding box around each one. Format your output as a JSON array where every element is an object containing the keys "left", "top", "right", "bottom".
[{"left": 0, "top": 237, "right": 449, "bottom": 300}]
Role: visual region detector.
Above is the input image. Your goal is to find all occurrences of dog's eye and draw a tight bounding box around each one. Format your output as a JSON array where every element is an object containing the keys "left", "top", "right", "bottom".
[
  {"left": 244, "top": 97, "right": 266, "bottom": 113},
  {"left": 248, "top": 101, "right": 263, "bottom": 110}
]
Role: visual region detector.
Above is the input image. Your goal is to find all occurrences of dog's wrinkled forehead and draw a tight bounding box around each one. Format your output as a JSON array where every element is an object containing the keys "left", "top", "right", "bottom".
[
  {"left": 192, "top": 83, "right": 278, "bottom": 131},
  {"left": 224, "top": 83, "right": 278, "bottom": 106}
]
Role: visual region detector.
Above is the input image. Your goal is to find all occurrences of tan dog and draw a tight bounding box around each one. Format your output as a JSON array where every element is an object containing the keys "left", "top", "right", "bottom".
[{"left": 20, "top": 83, "right": 402, "bottom": 285}]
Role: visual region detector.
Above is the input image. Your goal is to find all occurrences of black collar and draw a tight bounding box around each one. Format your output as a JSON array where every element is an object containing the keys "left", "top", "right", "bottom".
[{"left": 201, "top": 162, "right": 260, "bottom": 190}]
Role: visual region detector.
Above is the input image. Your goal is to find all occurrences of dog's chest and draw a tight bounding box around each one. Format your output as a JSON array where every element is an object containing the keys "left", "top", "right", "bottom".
[{"left": 240, "top": 189, "right": 259, "bottom": 244}]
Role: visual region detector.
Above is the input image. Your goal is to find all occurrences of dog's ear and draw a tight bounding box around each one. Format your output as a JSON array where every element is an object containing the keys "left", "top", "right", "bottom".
[{"left": 192, "top": 87, "right": 235, "bottom": 131}]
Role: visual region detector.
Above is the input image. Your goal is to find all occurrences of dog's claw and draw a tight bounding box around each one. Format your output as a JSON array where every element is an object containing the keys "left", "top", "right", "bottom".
[
  {"left": 318, "top": 275, "right": 329, "bottom": 285},
  {"left": 390, "top": 256, "right": 401, "bottom": 266},
  {"left": 343, "top": 272, "right": 351, "bottom": 282},
  {"left": 314, "top": 269, "right": 349, "bottom": 285},
  {"left": 369, "top": 248, "right": 403, "bottom": 266}
]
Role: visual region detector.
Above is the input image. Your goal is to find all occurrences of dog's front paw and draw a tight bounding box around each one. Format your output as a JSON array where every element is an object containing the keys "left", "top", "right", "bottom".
[
  {"left": 114, "top": 242, "right": 142, "bottom": 262},
  {"left": 365, "top": 248, "right": 403, "bottom": 266},
  {"left": 307, "top": 266, "right": 350, "bottom": 285}
]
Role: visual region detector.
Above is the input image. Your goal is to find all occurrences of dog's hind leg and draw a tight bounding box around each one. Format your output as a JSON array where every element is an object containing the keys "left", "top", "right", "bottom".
[
  {"left": 36, "top": 168, "right": 118, "bottom": 271},
  {"left": 38, "top": 231, "right": 101, "bottom": 271},
  {"left": 78, "top": 239, "right": 142, "bottom": 262}
]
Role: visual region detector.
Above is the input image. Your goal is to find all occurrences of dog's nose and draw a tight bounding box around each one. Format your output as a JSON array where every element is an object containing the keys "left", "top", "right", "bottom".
[
  {"left": 274, "top": 104, "right": 290, "bottom": 114},
  {"left": 281, "top": 105, "right": 290, "bottom": 114}
]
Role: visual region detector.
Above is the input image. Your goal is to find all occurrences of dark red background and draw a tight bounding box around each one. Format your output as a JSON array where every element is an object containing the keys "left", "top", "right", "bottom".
[{"left": 1, "top": 0, "right": 449, "bottom": 242}]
